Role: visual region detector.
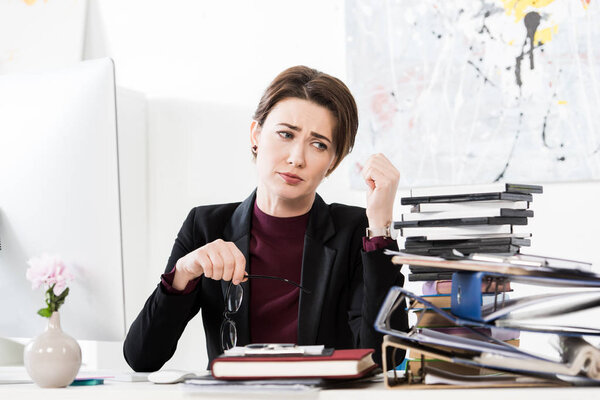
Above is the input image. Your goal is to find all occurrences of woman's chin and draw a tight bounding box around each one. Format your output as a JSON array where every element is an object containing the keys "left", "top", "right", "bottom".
[{"left": 271, "top": 184, "right": 313, "bottom": 202}]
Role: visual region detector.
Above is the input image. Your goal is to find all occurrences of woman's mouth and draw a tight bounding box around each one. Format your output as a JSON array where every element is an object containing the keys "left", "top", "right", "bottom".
[{"left": 278, "top": 172, "right": 303, "bottom": 185}]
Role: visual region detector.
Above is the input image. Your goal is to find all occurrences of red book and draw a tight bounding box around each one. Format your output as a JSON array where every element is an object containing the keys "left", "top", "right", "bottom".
[{"left": 210, "top": 349, "right": 376, "bottom": 380}]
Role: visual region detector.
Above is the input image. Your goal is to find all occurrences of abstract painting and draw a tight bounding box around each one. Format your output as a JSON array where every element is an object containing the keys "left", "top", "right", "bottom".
[{"left": 346, "top": 0, "right": 600, "bottom": 187}]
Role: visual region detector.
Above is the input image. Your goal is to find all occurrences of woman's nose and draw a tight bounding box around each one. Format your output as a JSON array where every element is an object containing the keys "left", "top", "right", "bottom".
[{"left": 287, "top": 143, "right": 305, "bottom": 168}]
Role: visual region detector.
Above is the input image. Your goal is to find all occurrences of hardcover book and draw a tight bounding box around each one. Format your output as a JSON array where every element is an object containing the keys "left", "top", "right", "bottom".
[{"left": 210, "top": 348, "right": 376, "bottom": 380}]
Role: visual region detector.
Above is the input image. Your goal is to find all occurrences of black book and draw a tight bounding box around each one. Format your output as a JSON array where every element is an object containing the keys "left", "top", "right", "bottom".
[
  {"left": 401, "top": 192, "right": 533, "bottom": 205},
  {"left": 408, "top": 272, "right": 455, "bottom": 282},
  {"left": 404, "top": 245, "right": 521, "bottom": 256},
  {"left": 402, "top": 209, "right": 533, "bottom": 220},
  {"left": 409, "top": 183, "right": 543, "bottom": 197},
  {"left": 394, "top": 217, "right": 528, "bottom": 228},
  {"left": 409, "top": 265, "right": 463, "bottom": 274},
  {"left": 404, "top": 237, "right": 531, "bottom": 248}
]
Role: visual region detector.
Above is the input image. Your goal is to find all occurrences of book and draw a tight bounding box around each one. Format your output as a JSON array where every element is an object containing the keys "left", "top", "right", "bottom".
[
  {"left": 409, "top": 183, "right": 543, "bottom": 197},
  {"left": 401, "top": 192, "right": 533, "bottom": 206},
  {"left": 395, "top": 217, "right": 529, "bottom": 228},
  {"left": 404, "top": 236, "right": 531, "bottom": 248},
  {"left": 405, "top": 245, "right": 521, "bottom": 256},
  {"left": 414, "top": 310, "right": 458, "bottom": 328},
  {"left": 431, "top": 327, "right": 520, "bottom": 341},
  {"left": 404, "top": 232, "right": 532, "bottom": 241},
  {"left": 412, "top": 200, "right": 530, "bottom": 213},
  {"left": 422, "top": 280, "right": 512, "bottom": 295},
  {"left": 406, "top": 339, "right": 521, "bottom": 377},
  {"left": 402, "top": 209, "right": 533, "bottom": 221},
  {"left": 409, "top": 272, "right": 455, "bottom": 282},
  {"left": 409, "top": 265, "right": 467, "bottom": 274},
  {"left": 210, "top": 349, "right": 376, "bottom": 380},
  {"left": 400, "top": 225, "right": 529, "bottom": 238},
  {"left": 406, "top": 357, "right": 492, "bottom": 376},
  {"left": 411, "top": 293, "right": 509, "bottom": 310}
]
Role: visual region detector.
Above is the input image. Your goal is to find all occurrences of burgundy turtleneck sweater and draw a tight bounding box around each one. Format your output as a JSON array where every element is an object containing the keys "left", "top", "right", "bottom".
[
  {"left": 248, "top": 202, "right": 308, "bottom": 343},
  {"left": 161, "top": 202, "right": 393, "bottom": 344}
]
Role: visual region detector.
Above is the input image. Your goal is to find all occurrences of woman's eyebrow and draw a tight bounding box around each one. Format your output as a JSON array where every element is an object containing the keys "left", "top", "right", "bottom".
[{"left": 277, "top": 123, "right": 332, "bottom": 143}]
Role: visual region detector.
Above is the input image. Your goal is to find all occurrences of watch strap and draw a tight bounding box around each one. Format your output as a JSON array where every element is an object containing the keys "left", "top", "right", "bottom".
[{"left": 365, "top": 225, "right": 398, "bottom": 240}]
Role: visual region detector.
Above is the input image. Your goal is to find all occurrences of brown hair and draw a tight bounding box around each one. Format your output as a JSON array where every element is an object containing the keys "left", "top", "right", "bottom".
[{"left": 252, "top": 66, "right": 358, "bottom": 174}]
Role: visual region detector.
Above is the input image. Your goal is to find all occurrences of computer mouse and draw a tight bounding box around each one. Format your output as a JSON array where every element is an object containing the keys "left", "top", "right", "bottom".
[{"left": 148, "top": 369, "right": 197, "bottom": 384}]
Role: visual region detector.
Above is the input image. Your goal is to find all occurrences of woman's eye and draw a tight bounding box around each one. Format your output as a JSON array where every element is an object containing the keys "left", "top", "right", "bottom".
[
  {"left": 312, "top": 142, "right": 328, "bottom": 151},
  {"left": 277, "top": 131, "right": 293, "bottom": 139}
]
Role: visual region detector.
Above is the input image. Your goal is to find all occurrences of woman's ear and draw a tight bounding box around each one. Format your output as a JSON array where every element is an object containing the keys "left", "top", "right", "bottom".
[{"left": 250, "top": 120, "right": 261, "bottom": 147}]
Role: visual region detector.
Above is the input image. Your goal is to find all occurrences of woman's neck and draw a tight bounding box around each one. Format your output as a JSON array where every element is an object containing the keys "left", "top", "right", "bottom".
[{"left": 255, "top": 186, "right": 315, "bottom": 217}]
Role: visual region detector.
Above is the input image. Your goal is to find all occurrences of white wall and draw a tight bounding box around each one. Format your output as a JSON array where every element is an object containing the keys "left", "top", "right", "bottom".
[
  {"left": 82, "top": 0, "right": 348, "bottom": 371},
  {"left": 83, "top": 0, "right": 347, "bottom": 108},
  {"left": 0, "top": 0, "right": 86, "bottom": 74}
]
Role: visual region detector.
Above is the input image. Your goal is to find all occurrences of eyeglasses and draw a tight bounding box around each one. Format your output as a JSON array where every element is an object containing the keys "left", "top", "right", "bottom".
[{"left": 220, "top": 274, "right": 311, "bottom": 352}]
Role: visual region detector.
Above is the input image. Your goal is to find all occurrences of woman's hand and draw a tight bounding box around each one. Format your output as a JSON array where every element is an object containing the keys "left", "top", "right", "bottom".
[
  {"left": 361, "top": 153, "right": 400, "bottom": 229},
  {"left": 172, "top": 239, "right": 246, "bottom": 290}
]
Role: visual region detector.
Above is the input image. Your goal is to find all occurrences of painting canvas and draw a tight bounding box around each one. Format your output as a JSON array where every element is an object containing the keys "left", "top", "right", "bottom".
[{"left": 346, "top": 0, "right": 600, "bottom": 188}]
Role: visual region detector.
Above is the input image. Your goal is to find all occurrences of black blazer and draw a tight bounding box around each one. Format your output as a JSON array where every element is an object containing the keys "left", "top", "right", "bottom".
[{"left": 123, "top": 191, "right": 408, "bottom": 371}]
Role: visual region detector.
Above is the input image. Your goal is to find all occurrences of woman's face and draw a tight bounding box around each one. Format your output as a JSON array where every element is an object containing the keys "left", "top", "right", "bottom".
[{"left": 251, "top": 97, "right": 337, "bottom": 204}]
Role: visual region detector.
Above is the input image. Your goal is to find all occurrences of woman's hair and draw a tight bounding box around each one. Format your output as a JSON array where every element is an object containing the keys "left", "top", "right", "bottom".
[{"left": 252, "top": 66, "right": 358, "bottom": 174}]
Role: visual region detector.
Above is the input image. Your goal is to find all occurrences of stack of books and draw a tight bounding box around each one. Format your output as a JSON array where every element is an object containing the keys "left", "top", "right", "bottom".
[
  {"left": 394, "top": 183, "right": 543, "bottom": 378},
  {"left": 395, "top": 182, "right": 543, "bottom": 283}
]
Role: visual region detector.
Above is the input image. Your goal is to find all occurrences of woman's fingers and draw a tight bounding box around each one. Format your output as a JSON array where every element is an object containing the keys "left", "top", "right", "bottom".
[
  {"left": 230, "top": 245, "right": 247, "bottom": 285},
  {"left": 191, "top": 239, "right": 246, "bottom": 284},
  {"left": 362, "top": 153, "right": 399, "bottom": 188},
  {"left": 219, "top": 246, "right": 236, "bottom": 282},
  {"left": 362, "top": 153, "right": 400, "bottom": 229}
]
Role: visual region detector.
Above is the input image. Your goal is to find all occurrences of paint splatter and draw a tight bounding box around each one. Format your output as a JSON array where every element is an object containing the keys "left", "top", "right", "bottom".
[
  {"left": 502, "top": 0, "right": 556, "bottom": 22},
  {"left": 541, "top": 92, "right": 557, "bottom": 148},
  {"left": 495, "top": 112, "right": 524, "bottom": 182},
  {"left": 515, "top": 11, "right": 541, "bottom": 90},
  {"left": 467, "top": 60, "right": 497, "bottom": 86},
  {"left": 534, "top": 25, "right": 559, "bottom": 45}
]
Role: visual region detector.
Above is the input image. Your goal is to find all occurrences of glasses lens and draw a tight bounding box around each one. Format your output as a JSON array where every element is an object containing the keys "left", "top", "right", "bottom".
[
  {"left": 220, "top": 319, "right": 237, "bottom": 350},
  {"left": 225, "top": 283, "right": 243, "bottom": 313}
]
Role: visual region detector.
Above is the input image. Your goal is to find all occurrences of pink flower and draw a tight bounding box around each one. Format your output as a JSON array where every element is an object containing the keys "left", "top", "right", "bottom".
[{"left": 26, "top": 254, "right": 74, "bottom": 295}]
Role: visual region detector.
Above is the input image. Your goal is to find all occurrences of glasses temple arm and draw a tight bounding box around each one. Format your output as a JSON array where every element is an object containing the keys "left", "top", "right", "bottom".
[{"left": 246, "top": 274, "right": 312, "bottom": 294}]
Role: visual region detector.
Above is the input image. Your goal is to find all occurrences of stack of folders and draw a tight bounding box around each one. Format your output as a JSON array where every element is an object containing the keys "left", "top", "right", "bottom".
[
  {"left": 403, "top": 286, "right": 519, "bottom": 377},
  {"left": 377, "top": 252, "right": 600, "bottom": 387}
]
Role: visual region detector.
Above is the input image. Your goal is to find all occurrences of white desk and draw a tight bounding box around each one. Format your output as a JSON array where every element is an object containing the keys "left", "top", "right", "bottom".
[{"left": 2, "top": 379, "right": 600, "bottom": 400}]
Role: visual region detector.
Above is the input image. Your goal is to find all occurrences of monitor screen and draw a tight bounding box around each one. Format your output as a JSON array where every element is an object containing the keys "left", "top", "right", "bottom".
[{"left": 0, "top": 58, "right": 125, "bottom": 341}]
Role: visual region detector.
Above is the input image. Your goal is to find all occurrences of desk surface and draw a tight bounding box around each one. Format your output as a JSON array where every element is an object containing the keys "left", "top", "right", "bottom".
[{"left": 2, "top": 379, "right": 600, "bottom": 400}]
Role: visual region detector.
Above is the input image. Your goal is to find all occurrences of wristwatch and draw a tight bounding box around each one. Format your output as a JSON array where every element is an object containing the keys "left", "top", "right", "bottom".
[{"left": 365, "top": 224, "right": 398, "bottom": 240}]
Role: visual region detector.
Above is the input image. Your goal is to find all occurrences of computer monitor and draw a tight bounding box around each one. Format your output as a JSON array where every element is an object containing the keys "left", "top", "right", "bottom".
[{"left": 0, "top": 58, "right": 125, "bottom": 341}]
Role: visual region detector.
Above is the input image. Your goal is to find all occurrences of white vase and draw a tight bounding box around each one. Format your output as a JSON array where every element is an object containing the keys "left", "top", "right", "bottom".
[{"left": 24, "top": 311, "right": 81, "bottom": 388}]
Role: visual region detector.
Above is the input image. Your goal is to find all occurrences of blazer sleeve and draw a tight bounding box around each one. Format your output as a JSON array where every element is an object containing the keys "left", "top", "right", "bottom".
[
  {"left": 347, "top": 223, "right": 409, "bottom": 368},
  {"left": 123, "top": 208, "right": 205, "bottom": 372}
]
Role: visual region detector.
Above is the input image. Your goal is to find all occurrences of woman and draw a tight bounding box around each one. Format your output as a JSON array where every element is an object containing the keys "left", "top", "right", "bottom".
[{"left": 124, "top": 66, "right": 408, "bottom": 371}]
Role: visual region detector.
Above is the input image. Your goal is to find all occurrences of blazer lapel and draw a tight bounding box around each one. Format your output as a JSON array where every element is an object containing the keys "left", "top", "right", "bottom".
[
  {"left": 222, "top": 190, "right": 256, "bottom": 347},
  {"left": 297, "top": 194, "right": 336, "bottom": 345}
]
